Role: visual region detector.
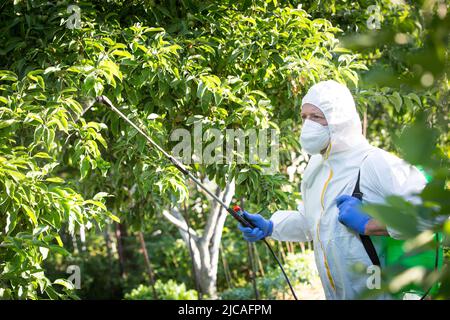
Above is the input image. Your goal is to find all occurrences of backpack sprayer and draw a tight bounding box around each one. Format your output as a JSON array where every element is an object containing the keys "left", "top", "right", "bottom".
[{"left": 84, "top": 95, "right": 298, "bottom": 300}]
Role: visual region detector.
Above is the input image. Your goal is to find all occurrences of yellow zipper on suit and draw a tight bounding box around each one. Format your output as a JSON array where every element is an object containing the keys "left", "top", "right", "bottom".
[{"left": 316, "top": 143, "right": 336, "bottom": 291}]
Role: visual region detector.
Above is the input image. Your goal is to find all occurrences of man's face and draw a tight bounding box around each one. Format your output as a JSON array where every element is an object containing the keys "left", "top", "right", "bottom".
[{"left": 301, "top": 103, "right": 328, "bottom": 126}]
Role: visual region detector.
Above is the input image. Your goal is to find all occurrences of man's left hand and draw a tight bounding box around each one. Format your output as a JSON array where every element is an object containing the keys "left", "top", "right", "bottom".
[{"left": 336, "top": 195, "right": 371, "bottom": 235}]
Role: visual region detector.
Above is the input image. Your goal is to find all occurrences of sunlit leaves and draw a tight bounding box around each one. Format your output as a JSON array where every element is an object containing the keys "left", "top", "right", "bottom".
[
  {"left": 0, "top": 67, "right": 113, "bottom": 298},
  {"left": 22, "top": 204, "right": 38, "bottom": 226},
  {"left": 0, "top": 70, "right": 18, "bottom": 82}
]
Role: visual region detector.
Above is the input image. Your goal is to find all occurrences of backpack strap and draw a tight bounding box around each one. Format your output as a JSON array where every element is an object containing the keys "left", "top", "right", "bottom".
[{"left": 352, "top": 171, "right": 381, "bottom": 267}]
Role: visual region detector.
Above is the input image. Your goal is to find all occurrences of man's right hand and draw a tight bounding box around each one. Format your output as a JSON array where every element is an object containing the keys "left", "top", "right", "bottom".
[{"left": 238, "top": 211, "right": 273, "bottom": 242}]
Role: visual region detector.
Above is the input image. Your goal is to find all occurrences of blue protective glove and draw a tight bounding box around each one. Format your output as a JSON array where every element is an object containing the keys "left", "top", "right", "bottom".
[
  {"left": 336, "top": 195, "right": 371, "bottom": 235},
  {"left": 238, "top": 211, "right": 273, "bottom": 242}
]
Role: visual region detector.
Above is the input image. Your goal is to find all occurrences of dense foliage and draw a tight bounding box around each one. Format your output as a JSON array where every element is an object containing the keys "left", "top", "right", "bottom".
[{"left": 0, "top": 0, "right": 448, "bottom": 299}]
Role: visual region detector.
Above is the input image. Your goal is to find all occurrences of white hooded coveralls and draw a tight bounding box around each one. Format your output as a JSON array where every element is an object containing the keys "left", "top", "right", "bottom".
[{"left": 270, "top": 80, "right": 426, "bottom": 300}]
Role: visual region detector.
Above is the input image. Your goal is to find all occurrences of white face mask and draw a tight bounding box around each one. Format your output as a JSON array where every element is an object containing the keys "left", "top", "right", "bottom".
[{"left": 300, "top": 119, "right": 330, "bottom": 155}]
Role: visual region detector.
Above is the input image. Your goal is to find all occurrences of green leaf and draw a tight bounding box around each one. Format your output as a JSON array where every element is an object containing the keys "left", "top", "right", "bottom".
[
  {"left": 145, "top": 27, "right": 165, "bottom": 32},
  {"left": 0, "top": 119, "right": 17, "bottom": 129},
  {"left": 214, "top": 92, "right": 223, "bottom": 106},
  {"left": 389, "top": 92, "right": 403, "bottom": 112},
  {"left": 45, "top": 286, "right": 62, "bottom": 300},
  {"left": 45, "top": 128, "right": 55, "bottom": 148},
  {"left": 4, "top": 179, "right": 14, "bottom": 197},
  {"left": 197, "top": 80, "right": 206, "bottom": 100},
  {"left": 5, "top": 169, "right": 26, "bottom": 182},
  {"left": 49, "top": 245, "right": 69, "bottom": 256},
  {"left": 93, "top": 192, "right": 110, "bottom": 200},
  {"left": 106, "top": 211, "right": 120, "bottom": 223},
  {"left": 45, "top": 177, "right": 65, "bottom": 183},
  {"left": 99, "top": 59, "right": 122, "bottom": 81},
  {"left": 0, "top": 70, "right": 18, "bottom": 81},
  {"left": 407, "top": 93, "right": 422, "bottom": 107},
  {"left": 83, "top": 200, "right": 106, "bottom": 210},
  {"left": 236, "top": 171, "right": 248, "bottom": 185},
  {"left": 34, "top": 152, "right": 52, "bottom": 159},
  {"left": 53, "top": 279, "right": 75, "bottom": 290},
  {"left": 83, "top": 75, "right": 96, "bottom": 94},
  {"left": 5, "top": 211, "right": 17, "bottom": 235},
  {"left": 111, "top": 50, "right": 133, "bottom": 59},
  {"left": 44, "top": 66, "right": 61, "bottom": 74},
  {"left": 39, "top": 246, "right": 50, "bottom": 260},
  {"left": 54, "top": 235, "right": 64, "bottom": 247},
  {"left": 342, "top": 69, "right": 359, "bottom": 87},
  {"left": 22, "top": 204, "right": 38, "bottom": 226},
  {"left": 80, "top": 155, "right": 90, "bottom": 180}
]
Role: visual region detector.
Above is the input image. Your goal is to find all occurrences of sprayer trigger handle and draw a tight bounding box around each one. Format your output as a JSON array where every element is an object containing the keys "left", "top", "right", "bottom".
[{"left": 231, "top": 206, "right": 256, "bottom": 228}]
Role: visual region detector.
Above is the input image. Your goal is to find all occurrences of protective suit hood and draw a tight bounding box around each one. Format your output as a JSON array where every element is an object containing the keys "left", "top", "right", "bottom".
[
  {"left": 301, "top": 80, "right": 372, "bottom": 190},
  {"left": 301, "top": 80, "right": 366, "bottom": 154}
]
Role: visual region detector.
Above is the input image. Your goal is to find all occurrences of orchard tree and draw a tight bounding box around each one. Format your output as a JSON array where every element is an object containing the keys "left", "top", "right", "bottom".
[{"left": 0, "top": 0, "right": 366, "bottom": 298}]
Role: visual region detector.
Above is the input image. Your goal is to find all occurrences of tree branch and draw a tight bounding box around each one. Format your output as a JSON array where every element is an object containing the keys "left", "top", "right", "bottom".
[
  {"left": 162, "top": 208, "right": 199, "bottom": 240},
  {"left": 203, "top": 179, "right": 235, "bottom": 245},
  {"left": 209, "top": 208, "right": 228, "bottom": 276}
]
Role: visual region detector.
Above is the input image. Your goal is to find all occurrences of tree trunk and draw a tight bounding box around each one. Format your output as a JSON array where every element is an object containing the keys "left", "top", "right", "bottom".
[
  {"left": 220, "top": 243, "right": 233, "bottom": 289},
  {"left": 115, "top": 222, "right": 126, "bottom": 279},
  {"left": 182, "top": 201, "right": 202, "bottom": 299},
  {"left": 363, "top": 110, "right": 368, "bottom": 137},
  {"left": 138, "top": 231, "right": 158, "bottom": 299},
  {"left": 162, "top": 179, "right": 235, "bottom": 299}
]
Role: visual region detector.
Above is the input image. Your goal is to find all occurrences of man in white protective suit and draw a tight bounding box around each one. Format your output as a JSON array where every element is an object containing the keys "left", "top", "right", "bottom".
[{"left": 237, "top": 80, "right": 428, "bottom": 300}]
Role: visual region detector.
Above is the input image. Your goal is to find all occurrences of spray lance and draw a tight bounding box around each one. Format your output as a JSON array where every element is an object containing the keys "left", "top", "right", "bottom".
[{"left": 87, "top": 95, "right": 298, "bottom": 300}]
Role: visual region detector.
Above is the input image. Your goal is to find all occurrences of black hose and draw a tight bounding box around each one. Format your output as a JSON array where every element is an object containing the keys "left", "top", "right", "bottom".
[
  {"left": 263, "top": 238, "right": 298, "bottom": 300},
  {"left": 420, "top": 232, "right": 440, "bottom": 300}
]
